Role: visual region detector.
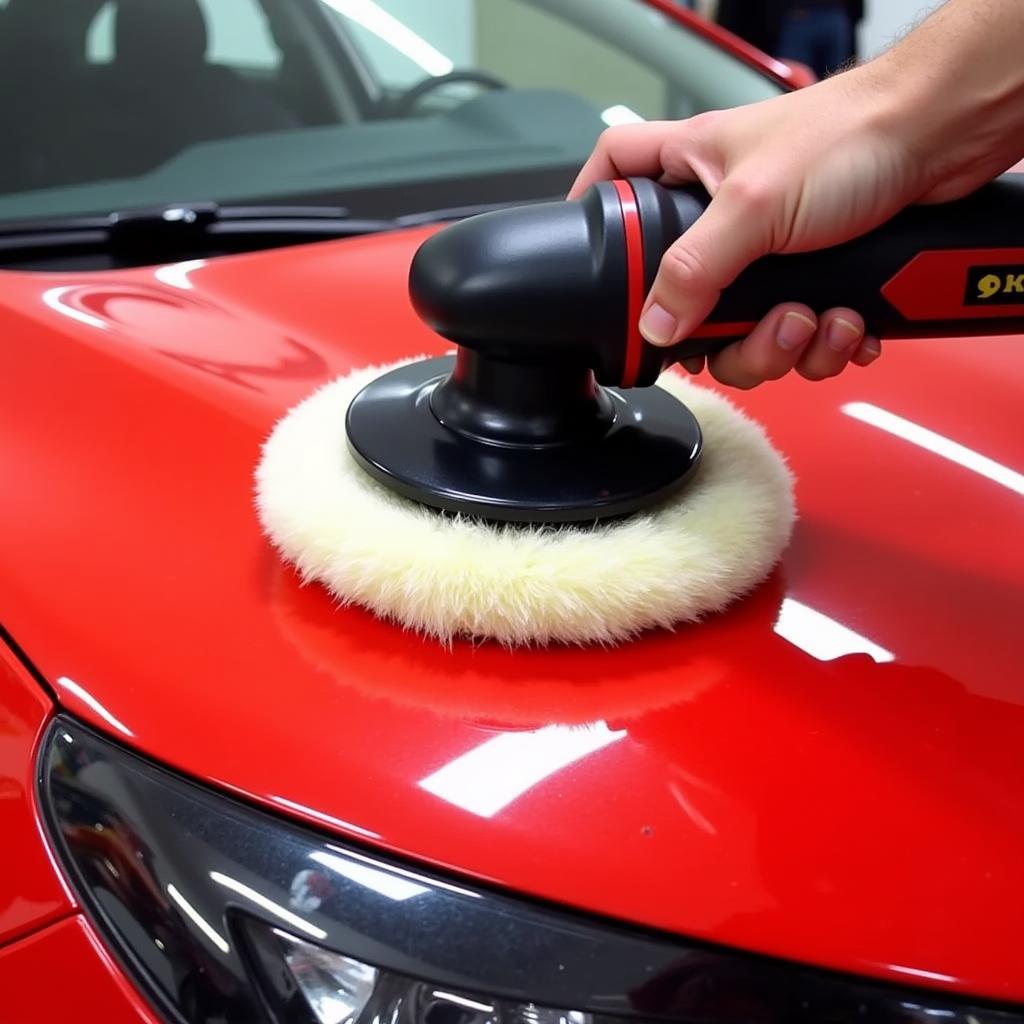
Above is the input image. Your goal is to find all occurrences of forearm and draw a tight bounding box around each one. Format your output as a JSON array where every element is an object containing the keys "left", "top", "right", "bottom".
[{"left": 866, "top": 0, "right": 1024, "bottom": 200}]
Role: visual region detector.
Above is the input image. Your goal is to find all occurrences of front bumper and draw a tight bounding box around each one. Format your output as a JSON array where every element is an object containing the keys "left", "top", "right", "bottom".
[
  {"left": 36, "top": 716, "right": 1024, "bottom": 1024},
  {"left": 0, "top": 914, "right": 156, "bottom": 1024}
]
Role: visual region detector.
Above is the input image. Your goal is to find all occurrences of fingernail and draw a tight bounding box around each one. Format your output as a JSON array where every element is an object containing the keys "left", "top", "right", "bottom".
[
  {"left": 639, "top": 304, "right": 678, "bottom": 347},
  {"left": 862, "top": 336, "right": 882, "bottom": 357},
  {"left": 776, "top": 311, "right": 816, "bottom": 350},
  {"left": 828, "top": 317, "right": 863, "bottom": 352}
]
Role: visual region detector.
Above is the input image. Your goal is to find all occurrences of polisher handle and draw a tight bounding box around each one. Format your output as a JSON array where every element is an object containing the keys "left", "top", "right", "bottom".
[
  {"left": 409, "top": 174, "right": 1024, "bottom": 390},
  {"left": 652, "top": 174, "right": 1024, "bottom": 362}
]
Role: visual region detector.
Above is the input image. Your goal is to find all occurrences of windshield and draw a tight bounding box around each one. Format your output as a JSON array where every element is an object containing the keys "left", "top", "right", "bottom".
[{"left": 0, "top": 0, "right": 782, "bottom": 224}]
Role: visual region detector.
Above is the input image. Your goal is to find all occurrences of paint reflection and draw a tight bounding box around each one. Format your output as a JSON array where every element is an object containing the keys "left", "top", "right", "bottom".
[
  {"left": 774, "top": 597, "right": 894, "bottom": 663},
  {"left": 419, "top": 722, "right": 626, "bottom": 818},
  {"left": 845, "top": 401, "right": 1024, "bottom": 496}
]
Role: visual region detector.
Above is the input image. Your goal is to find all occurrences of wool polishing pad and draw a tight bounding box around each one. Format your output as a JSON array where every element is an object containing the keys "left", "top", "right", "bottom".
[{"left": 255, "top": 359, "right": 795, "bottom": 647}]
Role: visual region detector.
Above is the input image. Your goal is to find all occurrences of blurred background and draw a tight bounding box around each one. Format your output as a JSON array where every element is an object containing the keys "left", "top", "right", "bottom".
[
  {"left": 0, "top": 0, "right": 949, "bottom": 226},
  {"left": 686, "top": 1, "right": 944, "bottom": 81}
]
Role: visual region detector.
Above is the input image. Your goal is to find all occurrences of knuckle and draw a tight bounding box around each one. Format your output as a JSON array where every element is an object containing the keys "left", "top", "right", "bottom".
[
  {"left": 683, "top": 110, "right": 719, "bottom": 137},
  {"left": 722, "top": 174, "right": 775, "bottom": 215},
  {"left": 596, "top": 125, "right": 629, "bottom": 152},
  {"left": 659, "top": 244, "right": 708, "bottom": 291}
]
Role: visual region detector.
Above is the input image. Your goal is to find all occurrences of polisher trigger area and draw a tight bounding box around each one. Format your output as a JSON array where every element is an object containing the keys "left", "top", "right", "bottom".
[{"left": 345, "top": 355, "right": 704, "bottom": 524}]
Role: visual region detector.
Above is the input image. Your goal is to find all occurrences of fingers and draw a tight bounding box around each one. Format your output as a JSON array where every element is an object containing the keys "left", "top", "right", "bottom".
[
  {"left": 569, "top": 117, "right": 885, "bottom": 390},
  {"left": 704, "top": 304, "right": 818, "bottom": 389},
  {"left": 851, "top": 335, "right": 882, "bottom": 366},
  {"left": 567, "top": 122, "right": 693, "bottom": 199},
  {"left": 795, "top": 308, "right": 866, "bottom": 380},
  {"left": 638, "top": 182, "right": 772, "bottom": 348},
  {"left": 700, "top": 307, "right": 880, "bottom": 388}
]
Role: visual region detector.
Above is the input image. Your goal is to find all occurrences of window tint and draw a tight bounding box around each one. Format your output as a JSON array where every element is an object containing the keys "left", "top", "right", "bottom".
[
  {"left": 0, "top": 0, "right": 782, "bottom": 225},
  {"left": 87, "top": 0, "right": 282, "bottom": 70},
  {"left": 330, "top": 0, "right": 779, "bottom": 119},
  {"left": 86, "top": 2, "right": 114, "bottom": 63},
  {"left": 327, "top": 0, "right": 473, "bottom": 90},
  {"left": 200, "top": 0, "right": 281, "bottom": 71}
]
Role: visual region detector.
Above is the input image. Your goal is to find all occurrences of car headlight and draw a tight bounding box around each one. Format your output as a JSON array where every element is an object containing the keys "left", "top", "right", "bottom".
[{"left": 39, "top": 717, "right": 1021, "bottom": 1024}]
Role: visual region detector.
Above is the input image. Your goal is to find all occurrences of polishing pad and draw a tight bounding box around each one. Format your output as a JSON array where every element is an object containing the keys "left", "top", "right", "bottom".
[{"left": 255, "top": 359, "right": 795, "bottom": 647}]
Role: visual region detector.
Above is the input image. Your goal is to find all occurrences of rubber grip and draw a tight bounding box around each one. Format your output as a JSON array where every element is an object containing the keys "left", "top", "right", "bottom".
[{"left": 640, "top": 174, "right": 1024, "bottom": 360}]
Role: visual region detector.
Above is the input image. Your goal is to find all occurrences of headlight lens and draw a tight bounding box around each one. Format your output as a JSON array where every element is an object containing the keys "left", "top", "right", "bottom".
[
  {"left": 246, "top": 923, "right": 378, "bottom": 1024},
  {"left": 241, "top": 917, "right": 593, "bottom": 1024},
  {"left": 39, "top": 718, "right": 1023, "bottom": 1024}
]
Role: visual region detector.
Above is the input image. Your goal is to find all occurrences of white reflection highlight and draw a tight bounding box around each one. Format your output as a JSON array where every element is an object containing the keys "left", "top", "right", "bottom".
[
  {"left": 419, "top": 722, "right": 626, "bottom": 818},
  {"left": 432, "top": 993, "right": 494, "bottom": 1014},
  {"left": 844, "top": 401, "right": 1024, "bottom": 496},
  {"left": 323, "top": 844, "right": 481, "bottom": 900},
  {"left": 601, "top": 104, "right": 645, "bottom": 126},
  {"left": 210, "top": 871, "right": 327, "bottom": 940},
  {"left": 42, "top": 286, "right": 108, "bottom": 330},
  {"left": 887, "top": 964, "right": 959, "bottom": 984},
  {"left": 270, "top": 795, "right": 381, "bottom": 840},
  {"left": 56, "top": 676, "right": 134, "bottom": 736},
  {"left": 154, "top": 258, "right": 206, "bottom": 290},
  {"left": 775, "top": 598, "right": 894, "bottom": 664},
  {"left": 320, "top": 0, "right": 453, "bottom": 76},
  {"left": 309, "top": 851, "right": 426, "bottom": 902},
  {"left": 667, "top": 780, "right": 716, "bottom": 835},
  {"left": 167, "top": 883, "right": 230, "bottom": 954}
]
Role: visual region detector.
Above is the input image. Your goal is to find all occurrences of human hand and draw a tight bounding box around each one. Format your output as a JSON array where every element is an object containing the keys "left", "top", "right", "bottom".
[{"left": 569, "top": 70, "right": 926, "bottom": 387}]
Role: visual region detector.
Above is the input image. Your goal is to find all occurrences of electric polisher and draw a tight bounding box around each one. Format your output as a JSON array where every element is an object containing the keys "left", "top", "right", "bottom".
[
  {"left": 346, "top": 175, "right": 1024, "bottom": 523},
  {"left": 258, "top": 173, "right": 1024, "bottom": 645}
]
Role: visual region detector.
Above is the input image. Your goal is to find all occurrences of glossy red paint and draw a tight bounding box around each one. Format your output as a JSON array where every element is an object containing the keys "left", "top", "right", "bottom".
[
  {"left": 0, "top": 639, "right": 73, "bottom": 946},
  {"left": 0, "top": 230, "right": 1022, "bottom": 1006},
  {"left": 0, "top": 915, "right": 159, "bottom": 1023},
  {"left": 643, "top": 0, "right": 799, "bottom": 88}
]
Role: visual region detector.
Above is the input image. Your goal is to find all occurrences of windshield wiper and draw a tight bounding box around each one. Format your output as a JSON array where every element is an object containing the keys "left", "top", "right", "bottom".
[
  {"left": 0, "top": 198, "right": 555, "bottom": 269},
  {"left": 0, "top": 203, "right": 392, "bottom": 263}
]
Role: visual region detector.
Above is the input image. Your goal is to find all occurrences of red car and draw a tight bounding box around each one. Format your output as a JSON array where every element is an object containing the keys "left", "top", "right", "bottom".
[{"left": 1, "top": 2, "right": 1021, "bottom": 1022}]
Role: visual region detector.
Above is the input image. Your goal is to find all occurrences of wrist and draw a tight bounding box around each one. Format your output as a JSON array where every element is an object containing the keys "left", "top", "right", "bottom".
[{"left": 858, "top": 0, "right": 1024, "bottom": 200}]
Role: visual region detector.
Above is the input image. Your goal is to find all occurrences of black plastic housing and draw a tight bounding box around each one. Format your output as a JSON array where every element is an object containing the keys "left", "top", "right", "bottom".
[
  {"left": 346, "top": 355, "right": 704, "bottom": 523},
  {"left": 349, "top": 174, "right": 1024, "bottom": 522},
  {"left": 410, "top": 175, "right": 1024, "bottom": 380},
  {"left": 408, "top": 182, "right": 631, "bottom": 384}
]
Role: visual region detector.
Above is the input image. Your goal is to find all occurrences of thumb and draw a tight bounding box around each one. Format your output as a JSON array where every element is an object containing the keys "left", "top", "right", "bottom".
[{"left": 638, "top": 184, "right": 771, "bottom": 347}]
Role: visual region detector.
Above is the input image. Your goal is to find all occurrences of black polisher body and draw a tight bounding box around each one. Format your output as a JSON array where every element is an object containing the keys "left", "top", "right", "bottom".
[{"left": 346, "top": 175, "right": 1024, "bottom": 523}]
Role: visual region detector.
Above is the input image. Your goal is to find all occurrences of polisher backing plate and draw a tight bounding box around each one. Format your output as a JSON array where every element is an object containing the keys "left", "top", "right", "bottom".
[{"left": 255, "top": 358, "right": 795, "bottom": 647}]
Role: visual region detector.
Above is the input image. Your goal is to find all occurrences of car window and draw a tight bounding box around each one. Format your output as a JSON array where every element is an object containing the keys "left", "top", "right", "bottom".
[
  {"left": 87, "top": 0, "right": 282, "bottom": 70},
  {"left": 329, "top": 0, "right": 779, "bottom": 119},
  {"left": 85, "top": 4, "right": 113, "bottom": 63},
  {"left": 326, "top": 1, "right": 472, "bottom": 91},
  {"left": 0, "top": 0, "right": 783, "bottom": 226}
]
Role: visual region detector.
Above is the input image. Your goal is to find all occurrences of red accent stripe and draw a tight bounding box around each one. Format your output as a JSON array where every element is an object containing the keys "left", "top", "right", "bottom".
[
  {"left": 882, "top": 248, "right": 1024, "bottom": 321},
  {"left": 612, "top": 179, "right": 645, "bottom": 388},
  {"left": 689, "top": 321, "right": 758, "bottom": 339}
]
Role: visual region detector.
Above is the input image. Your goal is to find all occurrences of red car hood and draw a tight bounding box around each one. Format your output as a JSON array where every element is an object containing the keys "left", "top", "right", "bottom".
[{"left": 2, "top": 231, "right": 1023, "bottom": 1003}]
